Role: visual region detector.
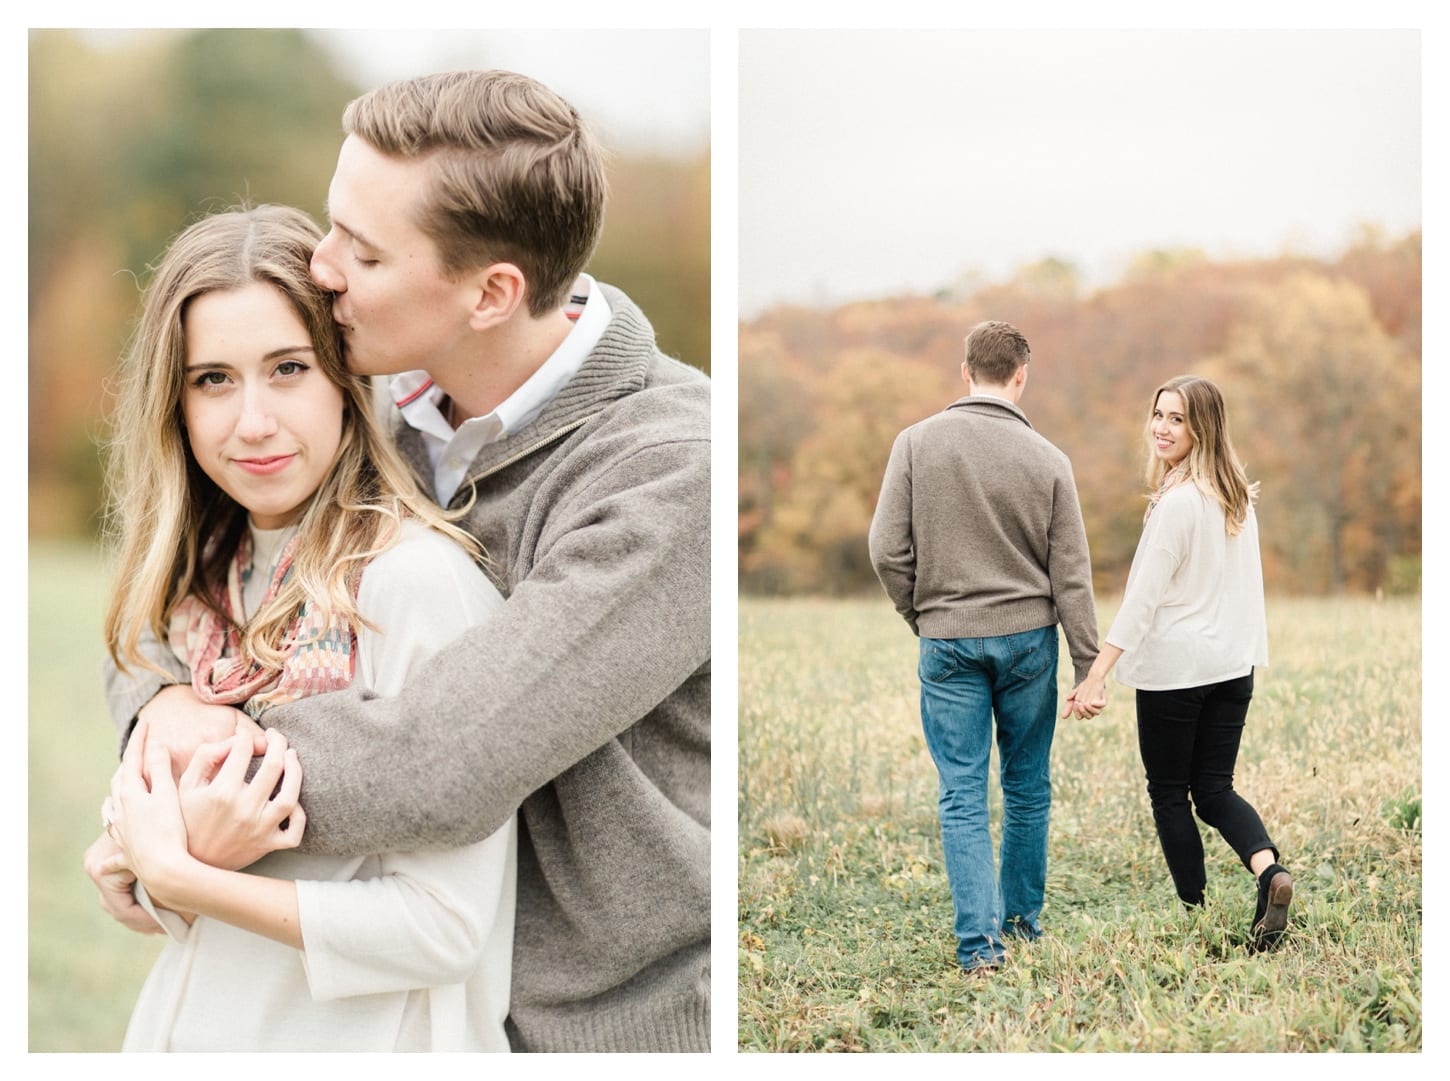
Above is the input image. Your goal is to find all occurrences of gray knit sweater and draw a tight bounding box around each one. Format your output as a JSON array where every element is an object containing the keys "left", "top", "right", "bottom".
[
  {"left": 868, "top": 394, "right": 1099, "bottom": 682},
  {"left": 105, "top": 284, "right": 711, "bottom": 1052}
]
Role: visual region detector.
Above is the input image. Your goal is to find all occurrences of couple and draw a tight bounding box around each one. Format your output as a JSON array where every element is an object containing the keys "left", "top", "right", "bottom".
[
  {"left": 83, "top": 70, "right": 710, "bottom": 1052},
  {"left": 867, "top": 321, "right": 1293, "bottom": 975}
]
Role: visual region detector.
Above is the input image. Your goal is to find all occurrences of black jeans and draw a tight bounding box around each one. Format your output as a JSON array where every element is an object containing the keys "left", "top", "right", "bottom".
[{"left": 1135, "top": 671, "right": 1275, "bottom": 905}]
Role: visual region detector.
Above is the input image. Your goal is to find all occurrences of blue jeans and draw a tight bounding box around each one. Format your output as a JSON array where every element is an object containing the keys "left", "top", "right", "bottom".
[{"left": 918, "top": 626, "right": 1059, "bottom": 970}]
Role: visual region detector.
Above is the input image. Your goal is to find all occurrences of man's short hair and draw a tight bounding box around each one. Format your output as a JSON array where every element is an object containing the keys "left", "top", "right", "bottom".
[
  {"left": 343, "top": 69, "right": 607, "bottom": 316},
  {"left": 964, "top": 321, "right": 1031, "bottom": 385}
]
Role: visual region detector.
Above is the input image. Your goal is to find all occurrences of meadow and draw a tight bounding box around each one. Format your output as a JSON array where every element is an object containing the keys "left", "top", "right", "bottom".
[
  {"left": 738, "top": 595, "right": 1422, "bottom": 1052},
  {"left": 30, "top": 541, "right": 163, "bottom": 1051}
]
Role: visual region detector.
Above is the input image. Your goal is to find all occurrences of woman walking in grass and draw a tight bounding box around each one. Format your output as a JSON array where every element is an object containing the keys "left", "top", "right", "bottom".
[
  {"left": 1065, "top": 375, "right": 1293, "bottom": 951},
  {"left": 89, "top": 205, "right": 516, "bottom": 1049}
]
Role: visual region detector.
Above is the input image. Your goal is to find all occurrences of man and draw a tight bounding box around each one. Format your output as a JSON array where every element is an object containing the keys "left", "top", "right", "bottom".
[
  {"left": 867, "top": 320, "right": 1096, "bottom": 975},
  {"left": 92, "top": 70, "right": 710, "bottom": 1051}
]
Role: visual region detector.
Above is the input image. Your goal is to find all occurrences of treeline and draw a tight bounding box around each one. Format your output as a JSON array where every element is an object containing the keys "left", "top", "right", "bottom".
[
  {"left": 739, "top": 233, "right": 1421, "bottom": 597},
  {"left": 29, "top": 29, "right": 709, "bottom": 537}
]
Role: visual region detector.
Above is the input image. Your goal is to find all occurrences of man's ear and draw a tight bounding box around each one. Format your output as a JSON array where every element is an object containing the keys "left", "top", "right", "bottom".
[{"left": 468, "top": 262, "right": 527, "bottom": 330}]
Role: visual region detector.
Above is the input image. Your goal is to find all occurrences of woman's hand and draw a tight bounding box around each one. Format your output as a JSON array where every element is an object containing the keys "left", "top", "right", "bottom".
[
  {"left": 1063, "top": 676, "right": 1108, "bottom": 719},
  {"left": 108, "top": 721, "right": 196, "bottom": 903},
  {"left": 82, "top": 830, "right": 164, "bottom": 935},
  {"left": 176, "top": 727, "right": 306, "bottom": 871},
  {"left": 1062, "top": 646, "right": 1123, "bottom": 719}
]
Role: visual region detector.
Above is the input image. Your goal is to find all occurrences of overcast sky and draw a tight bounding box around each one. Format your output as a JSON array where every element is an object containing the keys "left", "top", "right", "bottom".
[
  {"left": 739, "top": 29, "right": 1421, "bottom": 316},
  {"left": 72, "top": 28, "right": 710, "bottom": 158},
  {"left": 309, "top": 29, "right": 709, "bottom": 157}
]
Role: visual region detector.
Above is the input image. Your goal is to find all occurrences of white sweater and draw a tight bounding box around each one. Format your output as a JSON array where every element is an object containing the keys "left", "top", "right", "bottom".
[
  {"left": 124, "top": 521, "right": 515, "bottom": 1051},
  {"left": 1106, "top": 483, "right": 1269, "bottom": 691}
]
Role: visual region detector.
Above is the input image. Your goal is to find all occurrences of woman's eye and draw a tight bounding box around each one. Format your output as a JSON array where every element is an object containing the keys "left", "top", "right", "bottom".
[
  {"left": 192, "top": 370, "right": 228, "bottom": 388},
  {"left": 275, "top": 360, "right": 308, "bottom": 377}
]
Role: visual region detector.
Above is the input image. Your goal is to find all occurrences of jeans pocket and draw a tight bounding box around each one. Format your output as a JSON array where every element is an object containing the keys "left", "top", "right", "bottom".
[
  {"left": 918, "top": 638, "right": 958, "bottom": 683},
  {"left": 1006, "top": 626, "right": 1058, "bottom": 681}
]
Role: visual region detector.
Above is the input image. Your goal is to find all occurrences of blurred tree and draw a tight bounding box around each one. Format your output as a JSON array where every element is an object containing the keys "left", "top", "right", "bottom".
[
  {"left": 591, "top": 152, "right": 710, "bottom": 372},
  {"left": 738, "top": 326, "right": 817, "bottom": 590},
  {"left": 751, "top": 347, "right": 945, "bottom": 594},
  {"left": 738, "top": 240, "right": 1420, "bottom": 598},
  {"left": 29, "top": 30, "right": 709, "bottom": 538},
  {"left": 29, "top": 29, "right": 358, "bottom": 537},
  {"left": 1206, "top": 272, "right": 1418, "bottom": 593}
]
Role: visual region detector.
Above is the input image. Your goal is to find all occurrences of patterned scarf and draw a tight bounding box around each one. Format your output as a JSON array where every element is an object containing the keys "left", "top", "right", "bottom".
[
  {"left": 168, "top": 530, "right": 357, "bottom": 720},
  {"left": 1144, "top": 461, "right": 1192, "bottom": 524}
]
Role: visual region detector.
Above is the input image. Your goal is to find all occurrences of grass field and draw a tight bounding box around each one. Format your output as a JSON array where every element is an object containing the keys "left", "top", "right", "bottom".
[
  {"left": 738, "top": 595, "right": 1422, "bottom": 1052},
  {"left": 30, "top": 541, "right": 164, "bottom": 1051}
]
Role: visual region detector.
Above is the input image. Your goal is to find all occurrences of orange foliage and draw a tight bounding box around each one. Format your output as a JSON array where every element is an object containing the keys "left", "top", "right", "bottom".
[{"left": 739, "top": 237, "right": 1421, "bottom": 596}]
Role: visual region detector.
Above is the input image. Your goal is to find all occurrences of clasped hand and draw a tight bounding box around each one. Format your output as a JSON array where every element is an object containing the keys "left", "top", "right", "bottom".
[
  {"left": 89, "top": 702, "right": 306, "bottom": 933},
  {"left": 1062, "top": 677, "right": 1108, "bottom": 720}
]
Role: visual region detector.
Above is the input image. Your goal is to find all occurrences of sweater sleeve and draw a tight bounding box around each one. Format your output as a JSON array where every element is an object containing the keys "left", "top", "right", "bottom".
[
  {"left": 1105, "top": 490, "right": 1196, "bottom": 656},
  {"left": 254, "top": 434, "right": 710, "bottom": 856},
  {"left": 293, "top": 523, "right": 516, "bottom": 1000},
  {"left": 867, "top": 431, "right": 920, "bottom": 633},
  {"left": 1047, "top": 461, "right": 1100, "bottom": 682},
  {"left": 102, "top": 624, "right": 190, "bottom": 755}
]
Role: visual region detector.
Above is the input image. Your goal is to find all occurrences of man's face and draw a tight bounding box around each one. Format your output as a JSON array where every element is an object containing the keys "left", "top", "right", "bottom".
[{"left": 311, "top": 135, "right": 477, "bottom": 377}]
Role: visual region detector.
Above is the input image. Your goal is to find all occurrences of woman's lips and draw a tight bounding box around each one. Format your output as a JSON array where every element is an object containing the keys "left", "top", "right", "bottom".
[{"left": 234, "top": 454, "right": 296, "bottom": 475}]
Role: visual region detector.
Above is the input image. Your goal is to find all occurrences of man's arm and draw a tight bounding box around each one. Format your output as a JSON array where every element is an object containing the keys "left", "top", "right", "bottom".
[
  {"left": 1048, "top": 462, "right": 1100, "bottom": 683},
  {"left": 867, "top": 432, "right": 919, "bottom": 632},
  {"left": 103, "top": 623, "right": 190, "bottom": 754},
  {"left": 257, "top": 434, "right": 710, "bottom": 856}
]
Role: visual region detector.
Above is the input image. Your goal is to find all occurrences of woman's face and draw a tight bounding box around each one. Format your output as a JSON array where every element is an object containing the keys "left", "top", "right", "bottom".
[
  {"left": 181, "top": 282, "right": 345, "bottom": 529},
  {"left": 1150, "top": 390, "right": 1194, "bottom": 467}
]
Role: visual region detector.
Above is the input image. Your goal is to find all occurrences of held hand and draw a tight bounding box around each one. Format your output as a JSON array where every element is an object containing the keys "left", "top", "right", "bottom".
[
  {"left": 108, "top": 722, "right": 195, "bottom": 898},
  {"left": 82, "top": 830, "right": 163, "bottom": 935},
  {"left": 1063, "top": 677, "right": 1109, "bottom": 719},
  {"left": 139, "top": 684, "right": 263, "bottom": 782},
  {"left": 177, "top": 728, "right": 306, "bottom": 871}
]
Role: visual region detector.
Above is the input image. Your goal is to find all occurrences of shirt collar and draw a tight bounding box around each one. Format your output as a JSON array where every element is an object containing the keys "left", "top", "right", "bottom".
[{"left": 389, "top": 273, "right": 611, "bottom": 441}]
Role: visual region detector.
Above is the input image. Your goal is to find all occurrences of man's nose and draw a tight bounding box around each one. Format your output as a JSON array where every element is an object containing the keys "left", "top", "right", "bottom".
[{"left": 310, "top": 233, "right": 345, "bottom": 293}]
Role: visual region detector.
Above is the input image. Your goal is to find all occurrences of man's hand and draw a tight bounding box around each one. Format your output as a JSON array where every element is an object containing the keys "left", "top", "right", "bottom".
[
  {"left": 1063, "top": 676, "right": 1108, "bottom": 720},
  {"left": 137, "top": 684, "right": 264, "bottom": 781},
  {"left": 176, "top": 728, "right": 306, "bottom": 870},
  {"left": 82, "top": 831, "right": 163, "bottom": 935}
]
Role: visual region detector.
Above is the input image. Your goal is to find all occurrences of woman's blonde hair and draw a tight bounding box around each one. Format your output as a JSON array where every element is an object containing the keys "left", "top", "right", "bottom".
[
  {"left": 1144, "top": 374, "right": 1259, "bottom": 535},
  {"left": 104, "top": 204, "right": 480, "bottom": 676}
]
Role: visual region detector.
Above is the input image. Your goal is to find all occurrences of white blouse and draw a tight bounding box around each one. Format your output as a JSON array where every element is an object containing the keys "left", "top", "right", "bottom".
[
  {"left": 1105, "top": 482, "right": 1269, "bottom": 691},
  {"left": 125, "top": 521, "right": 515, "bottom": 1051}
]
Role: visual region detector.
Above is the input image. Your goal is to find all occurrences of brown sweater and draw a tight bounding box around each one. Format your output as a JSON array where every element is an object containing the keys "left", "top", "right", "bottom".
[{"left": 868, "top": 394, "right": 1099, "bottom": 681}]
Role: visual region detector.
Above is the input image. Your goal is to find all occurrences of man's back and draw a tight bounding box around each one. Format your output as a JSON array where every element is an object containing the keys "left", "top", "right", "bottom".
[{"left": 869, "top": 394, "right": 1097, "bottom": 682}]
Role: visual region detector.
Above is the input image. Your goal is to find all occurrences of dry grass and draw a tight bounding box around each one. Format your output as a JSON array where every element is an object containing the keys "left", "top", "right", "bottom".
[{"left": 738, "top": 595, "right": 1422, "bottom": 1052}]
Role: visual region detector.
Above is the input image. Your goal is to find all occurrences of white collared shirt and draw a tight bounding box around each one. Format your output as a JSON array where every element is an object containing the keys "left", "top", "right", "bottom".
[{"left": 390, "top": 274, "right": 611, "bottom": 504}]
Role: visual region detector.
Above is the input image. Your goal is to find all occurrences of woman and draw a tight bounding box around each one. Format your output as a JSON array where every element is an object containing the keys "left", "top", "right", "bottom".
[
  {"left": 93, "top": 205, "right": 516, "bottom": 1050},
  {"left": 1066, "top": 375, "right": 1292, "bottom": 951}
]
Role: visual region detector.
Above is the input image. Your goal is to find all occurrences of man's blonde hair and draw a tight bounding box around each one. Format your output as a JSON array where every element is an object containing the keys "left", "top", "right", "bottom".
[{"left": 343, "top": 70, "right": 607, "bottom": 316}]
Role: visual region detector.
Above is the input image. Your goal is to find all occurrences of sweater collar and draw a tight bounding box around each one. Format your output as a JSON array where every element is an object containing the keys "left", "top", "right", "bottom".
[
  {"left": 390, "top": 281, "right": 657, "bottom": 495},
  {"left": 945, "top": 394, "right": 1035, "bottom": 429}
]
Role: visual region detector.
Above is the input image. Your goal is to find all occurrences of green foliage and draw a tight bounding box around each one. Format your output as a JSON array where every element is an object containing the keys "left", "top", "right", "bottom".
[
  {"left": 1381, "top": 789, "right": 1421, "bottom": 834},
  {"left": 739, "top": 596, "right": 1422, "bottom": 1052}
]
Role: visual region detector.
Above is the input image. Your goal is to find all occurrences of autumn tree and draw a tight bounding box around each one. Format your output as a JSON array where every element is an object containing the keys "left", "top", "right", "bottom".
[{"left": 1206, "top": 272, "right": 1418, "bottom": 593}]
